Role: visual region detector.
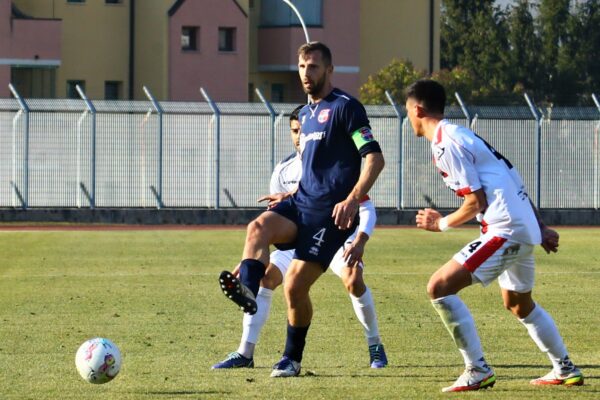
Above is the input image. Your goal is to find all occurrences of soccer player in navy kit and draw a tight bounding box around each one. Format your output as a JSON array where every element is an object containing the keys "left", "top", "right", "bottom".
[{"left": 218, "top": 41, "right": 385, "bottom": 377}]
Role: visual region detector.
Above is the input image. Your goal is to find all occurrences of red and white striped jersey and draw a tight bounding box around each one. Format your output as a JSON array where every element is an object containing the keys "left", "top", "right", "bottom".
[{"left": 431, "top": 119, "right": 541, "bottom": 245}]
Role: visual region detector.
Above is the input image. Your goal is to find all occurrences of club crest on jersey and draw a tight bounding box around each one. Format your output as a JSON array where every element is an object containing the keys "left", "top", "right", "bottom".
[
  {"left": 359, "top": 127, "right": 374, "bottom": 141},
  {"left": 318, "top": 109, "right": 331, "bottom": 123}
]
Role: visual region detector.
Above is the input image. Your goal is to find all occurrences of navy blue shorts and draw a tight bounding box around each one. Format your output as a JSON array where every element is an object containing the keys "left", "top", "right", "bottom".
[{"left": 270, "top": 197, "right": 358, "bottom": 270}]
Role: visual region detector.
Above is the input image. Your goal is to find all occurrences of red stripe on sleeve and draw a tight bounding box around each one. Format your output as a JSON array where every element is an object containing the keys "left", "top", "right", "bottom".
[
  {"left": 455, "top": 187, "right": 473, "bottom": 197},
  {"left": 463, "top": 237, "right": 507, "bottom": 273}
]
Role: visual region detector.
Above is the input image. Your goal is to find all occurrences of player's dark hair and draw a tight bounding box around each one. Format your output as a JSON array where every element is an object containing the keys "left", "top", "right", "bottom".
[
  {"left": 290, "top": 104, "right": 304, "bottom": 123},
  {"left": 405, "top": 79, "right": 446, "bottom": 114},
  {"left": 298, "top": 41, "right": 332, "bottom": 66}
]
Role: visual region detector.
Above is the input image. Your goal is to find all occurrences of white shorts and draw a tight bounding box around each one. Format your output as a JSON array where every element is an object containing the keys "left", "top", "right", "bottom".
[
  {"left": 452, "top": 232, "right": 535, "bottom": 293},
  {"left": 269, "top": 230, "right": 363, "bottom": 281}
]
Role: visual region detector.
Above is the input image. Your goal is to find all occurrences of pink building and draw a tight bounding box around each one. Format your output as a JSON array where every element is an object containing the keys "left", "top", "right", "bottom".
[
  {"left": 0, "top": 0, "right": 61, "bottom": 98},
  {"left": 168, "top": 0, "right": 248, "bottom": 101},
  {"left": 257, "top": 0, "right": 360, "bottom": 101}
]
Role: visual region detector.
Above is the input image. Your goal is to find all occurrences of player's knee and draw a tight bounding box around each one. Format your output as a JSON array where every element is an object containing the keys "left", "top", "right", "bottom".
[
  {"left": 261, "top": 268, "right": 283, "bottom": 290},
  {"left": 284, "top": 277, "right": 308, "bottom": 306},
  {"left": 342, "top": 271, "right": 365, "bottom": 297},
  {"left": 427, "top": 278, "right": 444, "bottom": 299},
  {"left": 246, "top": 219, "right": 267, "bottom": 242}
]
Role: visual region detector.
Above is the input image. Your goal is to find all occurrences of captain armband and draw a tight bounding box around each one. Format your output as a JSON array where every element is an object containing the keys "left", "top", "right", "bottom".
[{"left": 351, "top": 127, "right": 382, "bottom": 155}]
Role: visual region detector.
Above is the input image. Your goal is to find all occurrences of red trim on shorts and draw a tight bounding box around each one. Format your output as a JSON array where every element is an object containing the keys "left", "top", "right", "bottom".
[{"left": 463, "top": 236, "right": 507, "bottom": 273}]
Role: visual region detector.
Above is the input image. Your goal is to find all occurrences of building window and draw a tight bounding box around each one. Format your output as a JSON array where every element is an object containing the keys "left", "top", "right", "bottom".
[
  {"left": 67, "top": 80, "right": 85, "bottom": 99},
  {"left": 271, "top": 83, "right": 284, "bottom": 102},
  {"left": 67, "top": 0, "right": 85, "bottom": 3},
  {"left": 260, "top": 0, "right": 322, "bottom": 26},
  {"left": 105, "top": 81, "right": 122, "bottom": 100},
  {"left": 105, "top": 0, "right": 122, "bottom": 3},
  {"left": 181, "top": 26, "right": 199, "bottom": 51},
  {"left": 218, "top": 27, "right": 236, "bottom": 52}
]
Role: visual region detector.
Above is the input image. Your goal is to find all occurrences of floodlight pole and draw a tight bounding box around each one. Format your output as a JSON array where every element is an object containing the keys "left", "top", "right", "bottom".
[
  {"left": 282, "top": 0, "right": 310, "bottom": 43},
  {"left": 282, "top": 0, "right": 310, "bottom": 104}
]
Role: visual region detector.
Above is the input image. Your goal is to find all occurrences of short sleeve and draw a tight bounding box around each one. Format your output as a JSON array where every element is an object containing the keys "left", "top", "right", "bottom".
[{"left": 436, "top": 142, "right": 481, "bottom": 197}]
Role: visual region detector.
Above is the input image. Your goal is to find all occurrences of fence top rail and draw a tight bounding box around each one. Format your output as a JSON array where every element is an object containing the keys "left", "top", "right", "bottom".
[{"left": 0, "top": 98, "right": 598, "bottom": 120}]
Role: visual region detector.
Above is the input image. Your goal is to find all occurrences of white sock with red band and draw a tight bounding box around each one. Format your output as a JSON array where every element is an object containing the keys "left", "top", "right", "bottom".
[{"left": 432, "top": 295, "right": 487, "bottom": 369}]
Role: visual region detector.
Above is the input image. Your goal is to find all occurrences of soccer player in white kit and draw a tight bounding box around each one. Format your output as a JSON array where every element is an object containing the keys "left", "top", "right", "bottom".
[
  {"left": 406, "top": 79, "right": 583, "bottom": 392},
  {"left": 212, "top": 105, "right": 387, "bottom": 370}
]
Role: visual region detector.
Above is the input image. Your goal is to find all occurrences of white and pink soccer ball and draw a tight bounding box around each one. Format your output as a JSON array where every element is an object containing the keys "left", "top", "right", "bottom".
[{"left": 75, "top": 337, "right": 122, "bottom": 384}]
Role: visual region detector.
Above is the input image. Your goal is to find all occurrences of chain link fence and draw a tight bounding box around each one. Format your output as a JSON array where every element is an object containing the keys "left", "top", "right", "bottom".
[{"left": 1, "top": 89, "right": 599, "bottom": 210}]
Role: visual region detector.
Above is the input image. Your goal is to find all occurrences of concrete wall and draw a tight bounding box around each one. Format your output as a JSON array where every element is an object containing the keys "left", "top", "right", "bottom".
[{"left": 0, "top": 208, "right": 597, "bottom": 226}]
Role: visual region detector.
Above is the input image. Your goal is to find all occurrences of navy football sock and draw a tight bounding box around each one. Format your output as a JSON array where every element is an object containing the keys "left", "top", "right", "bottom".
[
  {"left": 238, "top": 259, "right": 265, "bottom": 297},
  {"left": 283, "top": 322, "right": 310, "bottom": 363}
]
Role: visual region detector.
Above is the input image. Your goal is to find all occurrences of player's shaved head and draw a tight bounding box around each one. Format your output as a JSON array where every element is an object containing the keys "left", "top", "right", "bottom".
[
  {"left": 405, "top": 79, "right": 446, "bottom": 115},
  {"left": 298, "top": 41, "right": 332, "bottom": 67}
]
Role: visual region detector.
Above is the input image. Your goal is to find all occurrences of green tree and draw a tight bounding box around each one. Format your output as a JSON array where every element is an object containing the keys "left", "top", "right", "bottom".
[
  {"left": 441, "top": 0, "right": 511, "bottom": 102},
  {"left": 537, "top": 0, "right": 572, "bottom": 103},
  {"left": 506, "top": 0, "right": 542, "bottom": 98},
  {"left": 430, "top": 67, "right": 475, "bottom": 105},
  {"left": 566, "top": 0, "right": 600, "bottom": 101},
  {"left": 358, "top": 59, "right": 425, "bottom": 105}
]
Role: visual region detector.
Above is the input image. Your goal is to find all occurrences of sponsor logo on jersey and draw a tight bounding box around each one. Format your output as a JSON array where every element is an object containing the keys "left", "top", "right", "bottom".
[
  {"left": 318, "top": 109, "right": 331, "bottom": 123},
  {"left": 434, "top": 146, "right": 445, "bottom": 160},
  {"left": 359, "top": 127, "right": 374, "bottom": 141}
]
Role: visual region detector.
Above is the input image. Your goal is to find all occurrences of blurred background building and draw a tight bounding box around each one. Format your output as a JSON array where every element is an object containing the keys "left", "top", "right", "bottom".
[{"left": 1, "top": 0, "right": 439, "bottom": 102}]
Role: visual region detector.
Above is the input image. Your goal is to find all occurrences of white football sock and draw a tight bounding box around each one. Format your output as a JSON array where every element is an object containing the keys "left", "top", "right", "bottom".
[
  {"left": 431, "top": 295, "right": 486, "bottom": 369},
  {"left": 519, "top": 303, "right": 569, "bottom": 372},
  {"left": 237, "top": 287, "right": 273, "bottom": 358},
  {"left": 350, "top": 287, "right": 381, "bottom": 346}
]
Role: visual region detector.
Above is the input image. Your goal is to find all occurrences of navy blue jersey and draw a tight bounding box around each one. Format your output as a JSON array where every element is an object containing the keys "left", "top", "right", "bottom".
[{"left": 294, "top": 88, "right": 381, "bottom": 215}]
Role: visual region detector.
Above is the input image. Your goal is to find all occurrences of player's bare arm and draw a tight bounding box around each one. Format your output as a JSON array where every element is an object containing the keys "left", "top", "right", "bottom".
[
  {"left": 333, "top": 152, "right": 385, "bottom": 229},
  {"left": 258, "top": 186, "right": 298, "bottom": 209},
  {"left": 528, "top": 199, "right": 559, "bottom": 253},
  {"left": 416, "top": 189, "right": 487, "bottom": 232},
  {"left": 342, "top": 231, "right": 369, "bottom": 267}
]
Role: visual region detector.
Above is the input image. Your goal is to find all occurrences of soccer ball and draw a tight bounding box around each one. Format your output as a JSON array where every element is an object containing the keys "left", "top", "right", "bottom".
[{"left": 75, "top": 337, "right": 122, "bottom": 384}]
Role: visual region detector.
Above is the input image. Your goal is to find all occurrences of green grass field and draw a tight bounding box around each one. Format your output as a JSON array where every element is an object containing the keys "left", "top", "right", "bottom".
[{"left": 0, "top": 226, "right": 598, "bottom": 399}]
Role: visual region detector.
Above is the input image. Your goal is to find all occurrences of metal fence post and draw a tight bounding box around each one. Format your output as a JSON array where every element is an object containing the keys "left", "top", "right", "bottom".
[
  {"left": 524, "top": 93, "right": 542, "bottom": 209},
  {"left": 75, "top": 85, "right": 96, "bottom": 208},
  {"left": 385, "top": 90, "right": 404, "bottom": 209},
  {"left": 200, "top": 87, "right": 221, "bottom": 209},
  {"left": 455, "top": 92, "right": 472, "bottom": 128},
  {"left": 143, "top": 86, "right": 164, "bottom": 209},
  {"left": 592, "top": 93, "right": 600, "bottom": 210},
  {"left": 255, "top": 88, "right": 276, "bottom": 173},
  {"left": 8, "top": 84, "right": 29, "bottom": 209}
]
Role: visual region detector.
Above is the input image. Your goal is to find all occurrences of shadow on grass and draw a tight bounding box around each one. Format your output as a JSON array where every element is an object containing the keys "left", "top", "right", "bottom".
[{"left": 146, "top": 391, "right": 230, "bottom": 396}]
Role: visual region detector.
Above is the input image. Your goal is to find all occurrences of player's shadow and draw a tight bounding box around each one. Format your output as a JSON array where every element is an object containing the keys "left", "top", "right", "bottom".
[{"left": 146, "top": 390, "right": 230, "bottom": 396}]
